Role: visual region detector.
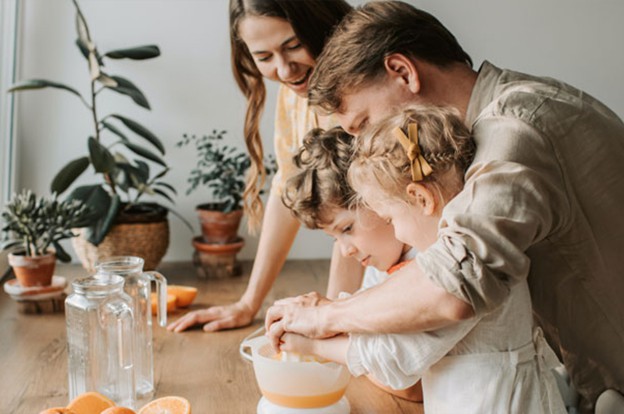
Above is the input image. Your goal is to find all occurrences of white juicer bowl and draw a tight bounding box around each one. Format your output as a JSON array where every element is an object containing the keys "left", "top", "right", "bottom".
[{"left": 241, "top": 335, "right": 351, "bottom": 409}]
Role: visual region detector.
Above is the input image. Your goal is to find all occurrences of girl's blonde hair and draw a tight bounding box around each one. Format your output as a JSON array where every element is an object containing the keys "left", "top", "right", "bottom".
[
  {"left": 282, "top": 127, "right": 357, "bottom": 229},
  {"left": 348, "top": 104, "right": 476, "bottom": 205}
]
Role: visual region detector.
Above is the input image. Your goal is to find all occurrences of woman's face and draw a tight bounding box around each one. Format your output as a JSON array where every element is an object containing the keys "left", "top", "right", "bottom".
[{"left": 238, "top": 15, "right": 316, "bottom": 97}]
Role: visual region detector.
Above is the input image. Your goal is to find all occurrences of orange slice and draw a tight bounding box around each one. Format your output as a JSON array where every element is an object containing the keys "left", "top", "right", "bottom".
[
  {"left": 66, "top": 391, "right": 115, "bottom": 414},
  {"left": 138, "top": 396, "right": 191, "bottom": 414},
  {"left": 39, "top": 408, "right": 76, "bottom": 414},
  {"left": 151, "top": 293, "right": 177, "bottom": 315},
  {"left": 167, "top": 285, "right": 198, "bottom": 308},
  {"left": 101, "top": 407, "right": 136, "bottom": 414}
]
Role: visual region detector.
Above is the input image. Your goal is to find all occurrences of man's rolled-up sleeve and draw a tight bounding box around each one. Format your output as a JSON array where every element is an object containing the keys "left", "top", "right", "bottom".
[{"left": 417, "top": 159, "right": 566, "bottom": 316}]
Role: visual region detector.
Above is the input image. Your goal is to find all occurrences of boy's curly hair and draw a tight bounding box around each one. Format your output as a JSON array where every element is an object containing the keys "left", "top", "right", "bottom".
[{"left": 282, "top": 127, "right": 357, "bottom": 229}]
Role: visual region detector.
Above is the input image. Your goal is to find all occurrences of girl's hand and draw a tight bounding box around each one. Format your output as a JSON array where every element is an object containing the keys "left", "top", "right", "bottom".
[
  {"left": 279, "top": 333, "right": 316, "bottom": 355},
  {"left": 166, "top": 300, "right": 256, "bottom": 333}
]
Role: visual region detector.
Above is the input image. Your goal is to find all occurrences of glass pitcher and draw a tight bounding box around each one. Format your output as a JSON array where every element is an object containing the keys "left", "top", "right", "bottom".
[
  {"left": 95, "top": 256, "right": 167, "bottom": 400},
  {"left": 65, "top": 274, "right": 136, "bottom": 408}
]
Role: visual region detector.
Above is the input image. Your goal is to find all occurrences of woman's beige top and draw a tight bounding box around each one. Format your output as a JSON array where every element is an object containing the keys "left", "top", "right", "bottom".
[
  {"left": 271, "top": 84, "right": 337, "bottom": 196},
  {"left": 416, "top": 61, "right": 624, "bottom": 410}
]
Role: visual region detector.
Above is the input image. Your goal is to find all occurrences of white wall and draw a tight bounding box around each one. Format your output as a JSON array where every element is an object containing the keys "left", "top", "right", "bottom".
[{"left": 9, "top": 0, "right": 624, "bottom": 263}]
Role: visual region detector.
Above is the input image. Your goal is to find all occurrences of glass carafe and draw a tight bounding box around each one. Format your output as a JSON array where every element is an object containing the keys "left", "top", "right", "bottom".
[
  {"left": 65, "top": 274, "right": 136, "bottom": 408},
  {"left": 95, "top": 256, "right": 167, "bottom": 400}
]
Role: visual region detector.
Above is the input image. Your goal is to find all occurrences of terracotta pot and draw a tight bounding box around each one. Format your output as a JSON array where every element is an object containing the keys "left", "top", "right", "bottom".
[
  {"left": 8, "top": 251, "right": 56, "bottom": 287},
  {"left": 197, "top": 204, "right": 243, "bottom": 244},
  {"left": 192, "top": 236, "right": 244, "bottom": 278}
]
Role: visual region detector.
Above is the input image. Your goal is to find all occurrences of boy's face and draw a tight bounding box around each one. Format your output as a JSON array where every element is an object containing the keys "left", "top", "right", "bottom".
[{"left": 321, "top": 207, "right": 407, "bottom": 272}]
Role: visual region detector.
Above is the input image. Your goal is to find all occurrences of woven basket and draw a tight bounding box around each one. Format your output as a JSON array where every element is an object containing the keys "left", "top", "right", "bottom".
[{"left": 72, "top": 220, "right": 169, "bottom": 272}]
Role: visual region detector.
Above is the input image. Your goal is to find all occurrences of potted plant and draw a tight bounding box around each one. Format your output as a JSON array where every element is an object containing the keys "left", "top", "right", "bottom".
[
  {"left": 176, "top": 129, "right": 276, "bottom": 244},
  {"left": 1, "top": 190, "right": 90, "bottom": 286},
  {"left": 8, "top": 0, "right": 188, "bottom": 270}
]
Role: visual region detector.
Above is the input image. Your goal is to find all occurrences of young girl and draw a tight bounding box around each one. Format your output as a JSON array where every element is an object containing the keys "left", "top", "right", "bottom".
[
  {"left": 279, "top": 105, "right": 566, "bottom": 413},
  {"left": 281, "top": 126, "right": 422, "bottom": 402},
  {"left": 168, "top": 1, "right": 360, "bottom": 333}
]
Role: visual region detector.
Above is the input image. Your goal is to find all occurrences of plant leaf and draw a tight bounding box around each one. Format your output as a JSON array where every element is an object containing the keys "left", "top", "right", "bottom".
[
  {"left": 101, "top": 121, "right": 129, "bottom": 141},
  {"left": 88, "top": 137, "right": 116, "bottom": 173},
  {"left": 104, "top": 45, "right": 161, "bottom": 60},
  {"left": 96, "top": 72, "right": 118, "bottom": 88},
  {"left": 106, "top": 75, "right": 150, "bottom": 109},
  {"left": 75, "top": 38, "right": 104, "bottom": 66},
  {"left": 50, "top": 156, "right": 90, "bottom": 194},
  {"left": 110, "top": 114, "right": 164, "bottom": 154},
  {"left": 153, "top": 188, "right": 174, "bottom": 204},
  {"left": 123, "top": 142, "right": 166, "bottom": 167},
  {"left": 53, "top": 241, "right": 72, "bottom": 263},
  {"left": 154, "top": 181, "right": 177, "bottom": 195},
  {"left": 8, "top": 79, "right": 83, "bottom": 100},
  {"left": 90, "top": 194, "right": 121, "bottom": 245}
]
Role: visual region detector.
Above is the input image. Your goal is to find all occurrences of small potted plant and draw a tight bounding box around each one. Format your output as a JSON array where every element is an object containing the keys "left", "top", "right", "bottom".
[
  {"left": 177, "top": 130, "right": 275, "bottom": 277},
  {"left": 1, "top": 190, "right": 90, "bottom": 286},
  {"left": 176, "top": 129, "right": 276, "bottom": 244}
]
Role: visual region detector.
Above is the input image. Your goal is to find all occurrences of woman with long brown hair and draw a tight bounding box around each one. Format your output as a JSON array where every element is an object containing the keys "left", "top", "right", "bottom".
[{"left": 168, "top": 0, "right": 356, "bottom": 333}]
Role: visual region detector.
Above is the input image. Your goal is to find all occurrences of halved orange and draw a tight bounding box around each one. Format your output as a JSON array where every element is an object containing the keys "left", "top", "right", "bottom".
[
  {"left": 101, "top": 407, "right": 136, "bottom": 414},
  {"left": 151, "top": 292, "right": 177, "bottom": 315},
  {"left": 39, "top": 408, "right": 76, "bottom": 414},
  {"left": 138, "top": 396, "right": 191, "bottom": 414},
  {"left": 167, "top": 285, "right": 198, "bottom": 308},
  {"left": 66, "top": 391, "right": 115, "bottom": 414}
]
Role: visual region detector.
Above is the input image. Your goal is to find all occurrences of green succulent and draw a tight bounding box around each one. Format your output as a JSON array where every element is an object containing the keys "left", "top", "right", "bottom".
[
  {"left": 1, "top": 190, "right": 91, "bottom": 262},
  {"left": 7, "top": 0, "right": 181, "bottom": 245},
  {"left": 176, "top": 130, "right": 277, "bottom": 213}
]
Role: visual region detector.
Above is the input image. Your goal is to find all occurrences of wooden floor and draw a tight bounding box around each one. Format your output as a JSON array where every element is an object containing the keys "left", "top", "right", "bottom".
[{"left": 0, "top": 260, "right": 424, "bottom": 414}]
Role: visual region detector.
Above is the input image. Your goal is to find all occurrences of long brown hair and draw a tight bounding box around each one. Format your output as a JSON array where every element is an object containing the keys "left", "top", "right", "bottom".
[{"left": 229, "top": 0, "right": 352, "bottom": 231}]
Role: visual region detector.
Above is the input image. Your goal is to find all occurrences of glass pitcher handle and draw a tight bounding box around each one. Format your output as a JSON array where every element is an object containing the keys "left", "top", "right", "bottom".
[
  {"left": 145, "top": 271, "right": 167, "bottom": 327},
  {"left": 100, "top": 302, "right": 136, "bottom": 408}
]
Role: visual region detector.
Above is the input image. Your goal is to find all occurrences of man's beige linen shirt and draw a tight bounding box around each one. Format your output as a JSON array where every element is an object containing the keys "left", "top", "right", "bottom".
[{"left": 416, "top": 61, "right": 624, "bottom": 407}]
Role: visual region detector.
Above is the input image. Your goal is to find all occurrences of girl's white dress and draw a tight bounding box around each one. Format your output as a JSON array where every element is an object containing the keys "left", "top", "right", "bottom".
[{"left": 347, "top": 250, "right": 566, "bottom": 414}]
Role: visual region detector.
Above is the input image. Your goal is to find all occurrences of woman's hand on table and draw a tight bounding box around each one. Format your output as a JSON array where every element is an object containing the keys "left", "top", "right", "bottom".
[
  {"left": 273, "top": 291, "right": 332, "bottom": 307},
  {"left": 167, "top": 300, "right": 256, "bottom": 332}
]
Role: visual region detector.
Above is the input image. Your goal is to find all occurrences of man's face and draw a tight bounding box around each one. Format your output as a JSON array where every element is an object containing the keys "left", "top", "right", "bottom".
[{"left": 336, "top": 77, "right": 418, "bottom": 136}]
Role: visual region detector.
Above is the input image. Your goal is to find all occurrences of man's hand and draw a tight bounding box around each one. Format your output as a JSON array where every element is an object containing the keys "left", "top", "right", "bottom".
[
  {"left": 265, "top": 295, "right": 337, "bottom": 351},
  {"left": 166, "top": 300, "right": 256, "bottom": 333}
]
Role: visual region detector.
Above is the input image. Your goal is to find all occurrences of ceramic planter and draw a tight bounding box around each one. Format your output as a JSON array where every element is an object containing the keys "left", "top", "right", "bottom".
[
  {"left": 8, "top": 251, "right": 56, "bottom": 287},
  {"left": 192, "top": 236, "right": 244, "bottom": 278},
  {"left": 196, "top": 203, "right": 243, "bottom": 244}
]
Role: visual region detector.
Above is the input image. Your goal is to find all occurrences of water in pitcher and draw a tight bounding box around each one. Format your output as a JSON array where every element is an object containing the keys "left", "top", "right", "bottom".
[
  {"left": 95, "top": 256, "right": 167, "bottom": 400},
  {"left": 65, "top": 274, "right": 136, "bottom": 408}
]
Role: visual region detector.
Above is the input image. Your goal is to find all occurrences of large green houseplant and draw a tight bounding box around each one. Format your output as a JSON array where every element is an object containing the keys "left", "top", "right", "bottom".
[
  {"left": 1, "top": 190, "right": 90, "bottom": 286},
  {"left": 8, "top": 0, "right": 182, "bottom": 269},
  {"left": 176, "top": 130, "right": 276, "bottom": 244}
]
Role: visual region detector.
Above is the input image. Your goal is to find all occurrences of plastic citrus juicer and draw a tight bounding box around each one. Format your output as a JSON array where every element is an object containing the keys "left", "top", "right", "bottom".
[{"left": 241, "top": 329, "right": 351, "bottom": 414}]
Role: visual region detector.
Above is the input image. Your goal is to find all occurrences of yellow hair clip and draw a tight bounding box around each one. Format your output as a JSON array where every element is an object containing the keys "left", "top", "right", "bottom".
[{"left": 392, "top": 123, "right": 433, "bottom": 182}]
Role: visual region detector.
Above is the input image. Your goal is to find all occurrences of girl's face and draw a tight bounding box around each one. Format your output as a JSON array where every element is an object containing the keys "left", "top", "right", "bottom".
[
  {"left": 238, "top": 15, "right": 316, "bottom": 97},
  {"left": 359, "top": 184, "right": 441, "bottom": 252},
  {"left": 322, "top": 207, "right": 407, "bottom": 272}
]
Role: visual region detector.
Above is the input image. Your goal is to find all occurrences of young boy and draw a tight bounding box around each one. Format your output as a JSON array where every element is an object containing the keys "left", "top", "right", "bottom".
[{"left": 281, "top": 126, "right": 422, "bottom": 402}]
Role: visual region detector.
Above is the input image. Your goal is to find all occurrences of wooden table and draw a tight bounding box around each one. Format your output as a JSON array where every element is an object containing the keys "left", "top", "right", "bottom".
[{"left": 1, "top": 260, "right": 423, "bottom": 413}]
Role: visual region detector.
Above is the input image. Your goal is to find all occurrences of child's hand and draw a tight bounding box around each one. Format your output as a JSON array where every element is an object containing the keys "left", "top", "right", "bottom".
[{"left": 280, "top": 333, "right": 316, "bottom": 355}]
